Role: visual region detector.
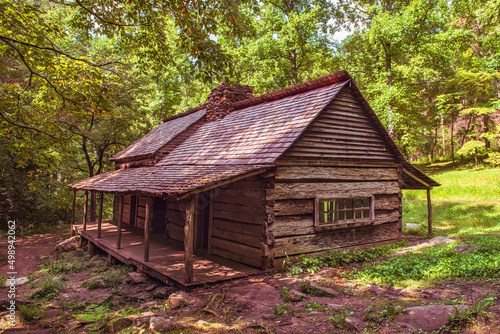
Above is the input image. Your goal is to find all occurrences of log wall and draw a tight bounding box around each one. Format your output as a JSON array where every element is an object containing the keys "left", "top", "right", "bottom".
[
  {"left": 210, "top": 176, "right": 268, "bottom": 268},
  {"left": 166, "top": 199, "right": 188, "bottom": 243},
  {"left": 265, "top": 86, "right": 403, "bottom": 266}
]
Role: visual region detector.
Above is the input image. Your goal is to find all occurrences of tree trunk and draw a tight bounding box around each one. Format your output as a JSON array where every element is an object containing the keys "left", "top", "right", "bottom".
[
  {"left": 383, "top": 42, "right": 395, "bottom": 138},
  {"left": 451, "top": 114, "right": 456, "bottom": 168},
  {"left": 483, "top": 114, "right": 490, "bottom": 149},
  {"left": 290, "top": 50, "right": 298, "bottom": 86},
  {"left": 441, "top": 114, "right": 446, "bottom": 155},
  {"left": 474, "top": 147, "right": 478, "bottom": 168}
]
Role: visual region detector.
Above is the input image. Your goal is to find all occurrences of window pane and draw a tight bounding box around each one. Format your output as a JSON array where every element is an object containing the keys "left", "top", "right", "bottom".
[
  {"left": 363, "top": 198, "right": 370, "bottom": 207},
  {"left": 338, "top": 200, "right": 345, "bottom": 210},
  {"left": 355, "top": 210, "right": 362, "bottom": 219},
  {"left": 319, "top": 213, "right": 326, "bottom": 224},
  {"left": 346, "top": 210, "right": 353, "bottom": 220},
  {"left": 354, "top": 199, "right": 362, "bottom": 208},
  {"left": 363, "top": 209, "right": 370, "bottom": 218},
  {"left": 346, "top": 199, "right": 353, "bottom": 209},
  {"left": 338, "top": 211, "right": 345, "bottom": 221}
]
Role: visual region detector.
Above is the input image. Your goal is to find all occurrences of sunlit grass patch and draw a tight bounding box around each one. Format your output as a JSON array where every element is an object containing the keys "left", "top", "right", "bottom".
[{"left": 350, "top": 235, "right": 500, "bottom": 286}]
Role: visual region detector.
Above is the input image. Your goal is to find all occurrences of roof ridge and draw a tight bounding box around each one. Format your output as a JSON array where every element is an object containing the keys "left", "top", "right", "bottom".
[
  {"left": 233, "top": 70, "right": 350, "bottom": 111},
  {"left": 162, "top": 70, "right": 351, "bottom": 123}
]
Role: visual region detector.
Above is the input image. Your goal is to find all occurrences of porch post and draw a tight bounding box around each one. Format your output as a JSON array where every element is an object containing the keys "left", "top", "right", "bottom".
[
  {"left": 97, "top": 192, "right": 104, "bottom": 239},
  {"left": 71, "top": 189, "right": 76, "bottom": 236},
  {"left": 184, "top": 195, "right": 195, "bottom": 284},
  {"left": 116, "top": 194, "right": 124, "bottom": 249},
  {"left": 83, "top": 190, "right": 88, "bottom": 231},
  {"left": 144, "top": 196, "right": 152, "bottom": 262},
  {"left": 427, "top": 188, "right": 432, "bottom": 236}
]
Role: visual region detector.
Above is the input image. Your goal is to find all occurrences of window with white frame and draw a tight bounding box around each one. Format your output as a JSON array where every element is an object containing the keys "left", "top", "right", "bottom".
[{"left": 316, "top": 197, "right": 373, "bottom": 225}]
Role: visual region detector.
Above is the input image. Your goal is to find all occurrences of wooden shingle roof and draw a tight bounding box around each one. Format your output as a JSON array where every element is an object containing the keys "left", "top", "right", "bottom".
[
  {"left": 70, "top": 70, "right": 438, "bottom": 194},
  {"left": 110, "top": 109, "right": 206, "bottom": 161}
]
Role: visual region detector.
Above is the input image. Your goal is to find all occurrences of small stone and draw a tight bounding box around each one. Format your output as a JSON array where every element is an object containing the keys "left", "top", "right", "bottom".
[
  {"left": 4, "top": 277, "right": 29, "bottom": 288},
  {"left": 427, "top": 236, "right": 455, "bottom": 247},
  {"left": 128, "top": 272, "right": 148, "bottom": 284},
  {"left": 328, "top": 303, "right": 343, "bottom": 309},
  {"left": 145, "top": 284, "right": 156, "bottom": 291},
  {"left": 194, "top": 320, "right": 210, "bottom": 327},
  {"left": 344, "top": 316, "right": 365, "bottom": 332},
  {"left": 44, "top": 309, "right": 60, "bottom": 318},
  {"left": 131, "top": 312, "right": 154, "bottom": 327},
  {"left": 152, "top": 286, "right": 176, "bottom": 299},
  {"left": 155, "top": 311, "right": 167, "bottom": 317},
  {"left": 140, "top": 301, "right": 158, "bottom": 308},
  {"left": 149, "top": 317, "right": 175, "bottom": 332},
  {"left": 395, "top": 304, "right": 469, "bottom": 331},
  {"left": 167, "top": 291, "right": 193, "bottom": 309},
  {"left": 107, "top": 317, "right": 133, "bottom": 333},
  {"left": 453, "top": 244, "right": 481, "bottom": 253},
  {"left": 130, "top": 292, "right": 152, "bottom": 301},
  {"left": 287, "top": 289, "right": 305, "bottom": 301},
  {"left": 404, "top": 223, "right": 421, "bottom": 231},
  {"left": 55, "top": 236, "right": 79, "bottom": 251}
]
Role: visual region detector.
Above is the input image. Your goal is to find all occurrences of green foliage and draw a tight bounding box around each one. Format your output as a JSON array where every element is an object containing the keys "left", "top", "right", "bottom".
[
  {"left": 18, "top": 303, "right": 44, "bottom": 321},
  {"left": 364, "top": 301, "right": 402, "bottom": 322},
  {"left": 300, "top": 282, "right": 334, "bottom": 297},
  {"left": 286, "top": 240, "right": 410, "bottom": 275},
  {"left": 305, "top": 301, "right": 328, "bottom": 313},
  {"left": 352, "top": 236, "right": 500, "bottom": 285},
  {"left": 74, "top": 305, "right": 139, "bottom": 333},
  {"left": 447, "top": 297, "right": 496, "bottom": 329},
  {"left": 485, "top": 152, "right": 500, "bottom": 166},
  {"left": 31, "top": 275, "right": 66, "bottom": 300},
  {"left": 329, "top": 310, "right": 353, "bottom": 329},
  {"left": 274, "top": 303, "right": 292, "bottom": 316}
]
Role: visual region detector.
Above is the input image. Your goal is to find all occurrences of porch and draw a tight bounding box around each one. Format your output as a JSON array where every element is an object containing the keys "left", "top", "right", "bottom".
[{"left": 75, "top": 220, "right": 262, "bottom": 288}]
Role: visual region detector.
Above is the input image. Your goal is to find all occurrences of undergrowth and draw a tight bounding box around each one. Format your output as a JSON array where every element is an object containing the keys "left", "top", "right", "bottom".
[
  {"left": 284, "top": 239, "right": 410, "bottom": 274},
  {"left": 351, "top": 235, "right": 500, "bottom": 286}
]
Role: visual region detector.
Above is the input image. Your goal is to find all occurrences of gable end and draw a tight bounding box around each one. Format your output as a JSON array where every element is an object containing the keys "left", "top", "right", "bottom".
[{"left": 280, "top": 86, "right": 398, "bottom": 163}]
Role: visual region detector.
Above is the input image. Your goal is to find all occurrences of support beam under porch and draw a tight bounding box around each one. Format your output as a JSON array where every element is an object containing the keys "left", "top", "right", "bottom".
[{"left": 74, "top": 220, "right": 262, "bottom": 288}]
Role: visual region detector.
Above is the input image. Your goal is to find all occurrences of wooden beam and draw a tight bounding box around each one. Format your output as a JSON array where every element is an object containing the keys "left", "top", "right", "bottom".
[
  {"left": 403, "top": 168, "right": 430, "bottom": 188},
  {"left": 177, "top": 168, "right": 269, "bottom": 200},
  {"left": 208, "top": 189, "right": 214, "bottom": 255},
  {"left": 144, "top": 196, "right": 153, "bottom": 262},
  {"left": 184, "top": 196, "right": 195, "bottom": 284},
  {"left": 116, "top": 194, "right": 123, "bottom": 249},
  {"left": 71, "top": 189, "right": 76, "bottom": 236},
  {"left": 427, "top": 188, "right": 432, "bottom": 236},
  {"left": 97, "top": 192, "right": 104, "bottom": 239},
  {"left": 83, "top": 190, "right": 88, "bottom": 231}
]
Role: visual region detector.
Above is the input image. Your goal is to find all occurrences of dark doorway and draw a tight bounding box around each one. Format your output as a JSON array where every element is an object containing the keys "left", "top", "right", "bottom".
[
  {"left": 195, "top": 191, "right": 211, "bottom": 250},
  {"left": 152, "top": 197, "right": 167, "bottom": 234}
]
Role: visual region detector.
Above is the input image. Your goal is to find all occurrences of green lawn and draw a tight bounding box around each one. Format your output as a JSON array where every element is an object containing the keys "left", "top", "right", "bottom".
[{"left": 403, "top": 167, "right": 500, "bottom": 236}]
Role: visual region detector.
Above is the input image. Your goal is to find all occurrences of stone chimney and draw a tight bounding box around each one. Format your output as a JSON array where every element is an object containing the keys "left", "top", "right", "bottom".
[{"left": 205, "top": 83, "right": 254, "bottom": 121}]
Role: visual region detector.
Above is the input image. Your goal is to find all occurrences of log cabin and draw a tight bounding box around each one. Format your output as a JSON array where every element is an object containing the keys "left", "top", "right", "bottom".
[{"left": 69, "top": 70, "right": 439, "bottom": 287}]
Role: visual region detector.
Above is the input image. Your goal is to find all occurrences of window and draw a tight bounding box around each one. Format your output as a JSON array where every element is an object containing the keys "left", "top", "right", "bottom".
[{"left": 316, "top": 197, "right": 373, "bottom": 226}]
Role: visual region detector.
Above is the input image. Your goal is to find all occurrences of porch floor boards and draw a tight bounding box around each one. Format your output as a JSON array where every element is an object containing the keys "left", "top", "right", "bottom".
[{"left": 74, "top": 220, "right": 262, "bottom": 288}]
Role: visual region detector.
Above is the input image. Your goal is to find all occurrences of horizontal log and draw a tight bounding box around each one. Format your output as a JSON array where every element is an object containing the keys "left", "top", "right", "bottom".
[
  {"left": 123, "top": 195, "right": 132, "bottom": 205},
  {"left": 211, "top": 246, "right": 262, "bottom": 268},
  {"left": 318, "top": 112, "right": 374, "bottom": 126},
  {"left": 299, "top": 131, "right": 386, "bottom": 145},
  {"left": 269, "top": 216, "right": 315, "bottom": 237},
  {"left": 289, "top": 144, "right": 393, "bottom": 157},
  {"left": 274, "top": 200, "right": 315, "bottom": 216},
  {"left": 212, "top": 227, "right": 263, "bottom": 248},
  {"left": 273, "top": 181, "right": 400, "bottom": 200},
  {"left": 138, "top": 196, "right": 147, "bottom": 206},
  {"left": 297, "top": 137, "right": 389, "bottom": 150},
  {"left": 307, "top": 125, "right": 383, "bottom": 139},
  {"left": 269, "top": 222, "right": 400, "bottom": 257},
  {"left": 212, "top": 203, "right": 266, "bottom": 225},
  {"left": 137, "top": 206, "right": 146, "bottom": 218},
  {"left": 276, "top": 167, "right": 398, "bottom": 182},
  {"left": 213, "top": 189, "right": 266, "bottom": 206},
  {"left": 212, "top": 218, "right": 262, "bottom": 236},
  {"left": 374, "top": 194, "right": 401, "bottom": 210},
  {"left": 313, "top": 119, "right": 379, "bottom": 134},
  {"left": 166, "top": 209, "right": 186, "bottom": 227},
  {"left": 283, "top": 151, "right": 396, "bottom": 161},
  {"left": 136, "top": 217, "right": 145, "bottom": 230},
  {"left": 168, "top": 223, "right": 184, "bottom": 242}
]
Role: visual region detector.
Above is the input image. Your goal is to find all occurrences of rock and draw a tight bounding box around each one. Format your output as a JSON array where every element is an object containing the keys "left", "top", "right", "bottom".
[
  {"left": 140, "top": 301, "right": 158, "bottom": 308},
  {"left": 131, "top": 312, "right": 155, "bottom": 327},
  {"left": 4, "top": 277, "right": 29, "bottom": 287},
  {"left": 427, "top": 236, "right": 455, "bottom": 247},
  {"left": 167, "top": 291, "right": 193, "bottom": 309},
  {"left": 306, "top": 311, "right": 330, "bottom": 321},
  {"left": 81, "top": 276, "right": 106, "bottom": 289},
  {"left": 106, "top": 317, "right": 133, "bottom": 333},
  {"left": 88, "top": 293, "right": 113, "bottom": 305},
  {"left": 395, "top": 304, "right": 468, "bottom": 331},
  {"left": 145, "top": 284, "right": 156, "bottom": 291},
  {"left": 128, "top": 272, "right": 148, "bottom": 284},
  {"left": 304, "top": 281, "right": 339, "bottom": 296},
  {"left": 287, "top": 289, "right": 305, "bottom": 302},
  {"left": 55, "top": 236, "right": 79, "bottom": 251},
  {"left": 328, "top": 303, "right": 343, "bottom": 309},
  {"left": 453, "top": 244, "right": 481, "bottom": 253},
  {"left": 404, "top": 223, "right": 421, "bottom": 231},
  {"left": 44, "top": 309, "right": 60, "bottom": 319},
  {"left": 152, "top": 286, "right": 176, "bottom": 299},
  {"left": 149, "top": 317, "right": 175, "bottom": 332},
  {"left": 194, "top": 320, "right": 210, "bottom": 327},
  {"left": 155, "top": 311, "right": 167, "bottom": 317},
  {"left": 344, "top": 316, "right": 365, "bottom": 332},
  {"left": 129, "top": 292, "right": 152, "bottom": 301}
]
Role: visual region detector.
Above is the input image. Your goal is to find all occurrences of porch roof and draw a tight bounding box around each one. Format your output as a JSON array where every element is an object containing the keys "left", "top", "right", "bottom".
[{"left": 68, "top": 164, "right": 271, "bottom": 196}]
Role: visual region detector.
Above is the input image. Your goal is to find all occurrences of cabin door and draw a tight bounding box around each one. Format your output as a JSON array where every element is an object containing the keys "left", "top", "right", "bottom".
[
  {"left": 195, "top": 191, "right": 211, "bottom": 251},
  {"left": 152, "top": 197, "right": 167, "bottom": 234}
]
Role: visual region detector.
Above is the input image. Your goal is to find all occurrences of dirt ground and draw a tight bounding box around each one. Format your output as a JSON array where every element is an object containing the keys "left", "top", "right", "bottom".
[{"left": 1, "top": 231, "right": 500, "bottom": 333}]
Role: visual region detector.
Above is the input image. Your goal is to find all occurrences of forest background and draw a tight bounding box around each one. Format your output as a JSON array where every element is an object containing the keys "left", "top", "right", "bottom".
[{"left": 1, "top": 0, "right": 499, "bottom": 231}]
